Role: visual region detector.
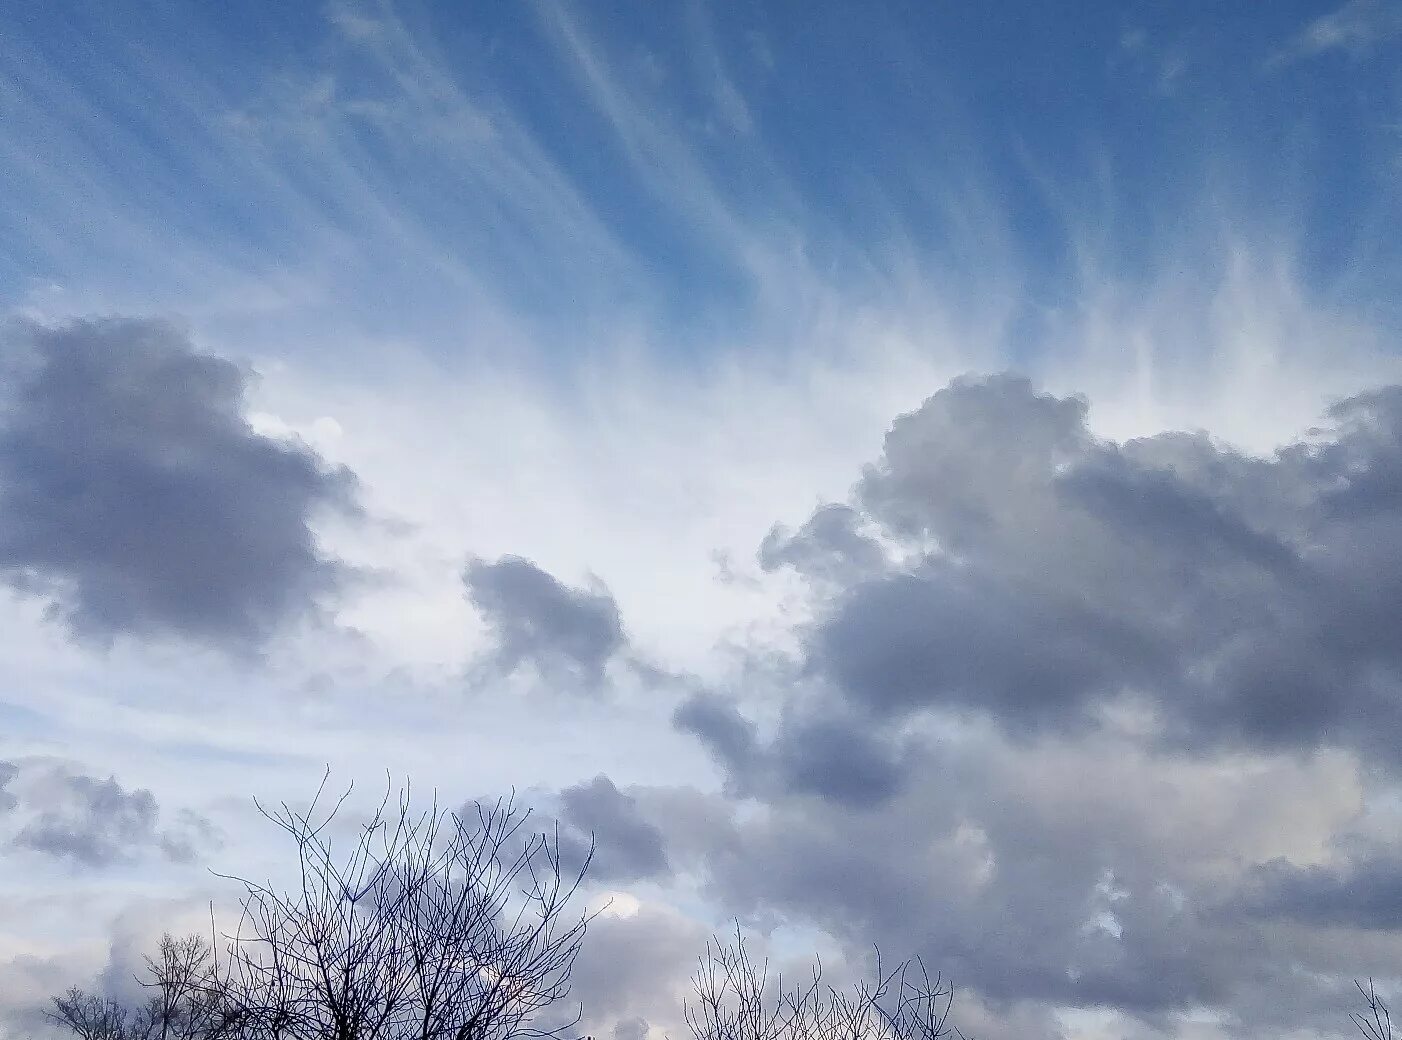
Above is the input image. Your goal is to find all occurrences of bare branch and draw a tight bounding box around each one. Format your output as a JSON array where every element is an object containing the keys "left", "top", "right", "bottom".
[{"left": 685, "top": 930, "right": 963, "bottom": 1040}]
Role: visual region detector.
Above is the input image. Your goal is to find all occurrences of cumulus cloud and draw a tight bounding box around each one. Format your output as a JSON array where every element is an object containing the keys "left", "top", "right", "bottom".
[
  {"left": 630, "top": 373, "right": 1402, "bottom": 1036},
  {"left": 1, "top": 759, "right": 218, "bottom": 868},
  {"left": 672, "top": 691, "right": 760, "bottom": 784},
  {"left": 464, "top": 555, "right": 626, "bottom": 685},
  {"left": 758, "top": 504, "right": 886, "bottom": 585},
  {"left": 673, "top": 690, "right": 913, "bottom": 808},
  {"left": 633, "top": 733, "right": 1375, "bottom": 1032},
  {"left": 558, "top": 775, "right": 670, "bottom": 882},
  {"left": 753, "top": 374, "right": 1402, "bottom": 765},
  {"left": 0, "top": 318, "right": 359, "bottom": 651}
]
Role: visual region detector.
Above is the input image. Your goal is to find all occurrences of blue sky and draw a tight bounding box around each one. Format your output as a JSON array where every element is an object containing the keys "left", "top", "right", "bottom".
[
  {"left": 7, "top": 1, "right": 1399, "bottom": 359},
  {"left": 4, "top": 5, "right": 1402, "bottom": 1040}
]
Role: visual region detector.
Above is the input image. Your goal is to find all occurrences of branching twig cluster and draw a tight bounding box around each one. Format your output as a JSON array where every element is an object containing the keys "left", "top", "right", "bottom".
[
  {"left": 684, "top": 929, "right": 962, "bottom": 1040},
  {"left": 1355, "top": 980, "right": 1393, "bottom": 1040}
]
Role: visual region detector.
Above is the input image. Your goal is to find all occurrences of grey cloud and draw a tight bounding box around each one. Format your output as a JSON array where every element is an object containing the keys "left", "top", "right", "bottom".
[
  {"left": 1057, "top": 448, "right": 1300, "bottom": 574},
  {"left": 0, "top": 892, "right": 218, "bottom": 1037},
  {"left": 1232, "top": 852, "right": 1402, "bottom": 930},
  {"left": 815, "top": 564, "right": 1164, "bottom": 732},
  {"left": 0, "top": 761, "right": 16, "bottom": 815},
  {"left": 0, "top": 947, "right": 87, "bottom": 1039},
  {"left": 854, "top": 373, "right": 1091, "bottom": 551},
  {"left": 567, "top": 904, "right": 705, "bottom": 1040},
  {"left": 757, "top": 373, "right": 1402, "bottom": 763},
  {"left": 464, "top": 555, "right": 625, "bottom": 685},
  {"left": 4, "top": 761, "right": 218, "bottom": 868},
  {"left": 642, "top": 731, "right": 1378, "bottom": 1034},
  {"left": 0, "top": 318, "right": 358, "bottom": 650},
  {"left": 559, "top": 775, "right": 670, "bottom": 882},
  {"left": 674, "top": 689, "right": 912, "bottom": 807},
  {"left": 672, "top": 691, "right": 759, "bottom": 782},
  {"left": 768, "top": 708, "right": 913, "bottom": 806},
  {"left": 647, "top": 373, "right": 1402, "bottom": 1035},
  {"left": 759, "top": 504, "right": 885, "bottom": 584}
]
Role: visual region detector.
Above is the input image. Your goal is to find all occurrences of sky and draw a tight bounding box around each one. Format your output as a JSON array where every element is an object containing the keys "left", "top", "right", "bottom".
[{"left": 2, "top": 2, "right": 1402, "bottom": 1039}]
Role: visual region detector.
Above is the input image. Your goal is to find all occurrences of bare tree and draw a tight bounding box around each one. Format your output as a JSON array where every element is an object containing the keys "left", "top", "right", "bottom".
[
  {"left": 48, "top": 934, "right": 242, "bottom": 1040},
  {"left": 218, "top": 778, "right": 593, "bottom": 1040},
  {"left": 49, "top": 989, "right": 138, "bottom": 1040},
  {"left": 48, "top": 779, "right": 594, "bottom": 1040},
  {"left": 684, "top": 929, "right": 962, "bottom": 1040}
]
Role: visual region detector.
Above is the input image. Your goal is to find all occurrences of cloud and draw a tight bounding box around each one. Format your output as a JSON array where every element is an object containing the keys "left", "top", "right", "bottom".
[
  {"left": 0, "top": 762, "right": 16, "bottom": 815},
  {"left": 558, "top": 775, "right": 670, "bottom": 882},
  {"left": 0, "top": 318, "right": 359, "bottom": 651},
  {"left": 1232, "top": 850, "right": 1402, "bottom": 931},
  {"left": 758, "top": 504, "right": 886, "bottom": 585},
  {"left": 464, "top": 555, "right": 626, "bottom": 686},
  {"left": 567, "top": 900, "right": 706, "bottom": 1040},
  {"left": 634, "top": 732, "right": 1371, "bottom": 1031},
  {"left": 629, "top": 372, "right": 1402, "bottom": 1033},
  {"left": 673, "top": 689, "right": 913, "bottom": 807},
  {"left": 672, "top": 691, "right": 759, "bottom": 784},
  {"left": 766, "top": 707, "right": 914, "bottom": 806},
  {"left": 2, "top": 759, "right": 218, "bottom": 868},
  {"left": 1269, "top": 0, "right": 1402, "bottom": 66},
  {"left": 749, "top": 373, "right": 1402, "bottom": 766}
]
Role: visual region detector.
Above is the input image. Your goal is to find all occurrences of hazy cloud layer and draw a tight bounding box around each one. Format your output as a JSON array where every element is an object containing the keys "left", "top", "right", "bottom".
[
  {"left": 0, "top": 318, "right": 358, "bottom": 651},
  {"left": 465, "top": 555, "right": 626, "bottom": 685}
]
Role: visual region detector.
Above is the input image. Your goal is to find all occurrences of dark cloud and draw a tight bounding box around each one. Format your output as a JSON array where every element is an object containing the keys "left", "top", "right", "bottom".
[
  {"left": 559, "top": 775, "right": 670, "bottom": 882},
  {"left": 756, "top": 373, "right": 1402, "bottom": 763},
  {"left": 1057, "top": 447, "right": 1300, "bottom": 574},
  {"left": 768, "top": 708, "right": 913, "bottom": 806},
  {"left": 0, "top": 318, "right": 358, "bottom": 650},
  {"left": 0, "top": 761, "right": 16, "bottom": 815},
  {"left": 1232, "top": 851, "right": 1402, "bottom": 930},
  {"left": 672, "top": 690, "right": 911, "bottom": 808},
  {"left": 672, "top": 691, "right": 759, "bottom": 782},
  {"left": 464, "top": 555, "right": 625, "bottom": 685},
  {"left": 3, "top": 760, "right": 217, "bottom": 868},
  {"left": 815, "top": 564, "right": 1164, "bottom": 732}
]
